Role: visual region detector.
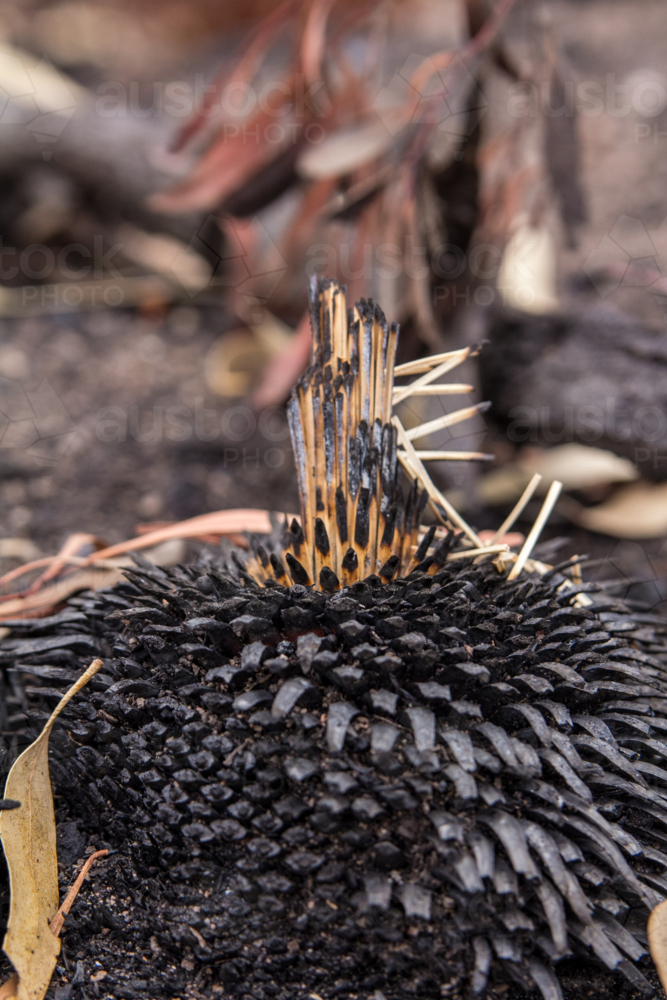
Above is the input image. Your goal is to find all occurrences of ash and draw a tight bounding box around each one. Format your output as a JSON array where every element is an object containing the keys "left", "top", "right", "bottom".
[{"left": 2, "top": 552, "right": 667, "bottom": 1000}]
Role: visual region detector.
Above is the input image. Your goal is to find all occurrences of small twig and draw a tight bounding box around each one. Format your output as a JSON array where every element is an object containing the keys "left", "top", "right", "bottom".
[
  {"left": 188, "top": 925, "right": 209, "bottom": 950},
  {"left": 491, "top": 472, "right": 542, "bottom": 544},
  {"left": 49, "top": 849, "right": 109, "bottom": 938},
  {"left": 507, "top": 481, "right": 563, "bottom": 581},
  {"left": 223, "top": 738, "right": 250, "bottom": 767},
  {"left": 413, "top": 450, "right": 494, "bottom": 461}
]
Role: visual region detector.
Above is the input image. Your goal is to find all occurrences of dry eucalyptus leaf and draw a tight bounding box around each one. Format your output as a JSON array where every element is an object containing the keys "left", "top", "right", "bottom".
[
  {"left": 523, "top": 444, "right": 637, "bottom": 491},
  {"left": 571, "top": 481, "right": 667, "bottom": 539},
  {"left": 648, "top": 898, "right": 667, "bottom": 991},
  {"left": 478, "top": 445, "right": 638, "bottom": 506},
  {"left": 0, "top": 540, "right": 40, "bottom": 562},
  {"left": 497, "top": 218, "right": 559, "bottom": 314},
  {"left": 0, "top": 658, "right": 103, "bottom": 1000},
  {"left": 297, "top": 120, "right": 399, "bottom": 179},
  {"left": 205, "top": 318, "right": 292, "bottom": 398}
]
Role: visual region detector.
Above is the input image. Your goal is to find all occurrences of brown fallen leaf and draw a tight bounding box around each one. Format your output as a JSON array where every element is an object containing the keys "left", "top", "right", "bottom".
[
  {"left": 648, "top": 899, "right": 667, "bottom": 992},
  {"left": 205, "top": 316, "right": 293, "bottom": 399},
  {"left": 568, "top": 481, "right": 667, "bottom": 539},
  {"left": 0, "top": 659, "right": 103, "bottom": 1000}
]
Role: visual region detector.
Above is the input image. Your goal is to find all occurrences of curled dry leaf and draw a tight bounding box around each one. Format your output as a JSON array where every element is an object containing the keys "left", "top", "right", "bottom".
[
  {"left": 0, "top": 659, "right": 103, "bottom": 1000},
  {"left": 648, "top": 899, "right": 667, "bottom": 992}
]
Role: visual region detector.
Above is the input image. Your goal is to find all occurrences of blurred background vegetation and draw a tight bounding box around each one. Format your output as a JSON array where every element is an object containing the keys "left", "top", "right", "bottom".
[{"left": 1, "top": 0, "right": 667, "bottom": 615}]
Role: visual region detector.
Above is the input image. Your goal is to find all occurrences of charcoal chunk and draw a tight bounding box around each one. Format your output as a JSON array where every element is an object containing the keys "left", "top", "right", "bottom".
[
  {"left": 231, "top": 616, "right": 280, "bottom": 645},
  {"left": 374, "top": 840, "right": 407, "bottom": 869}
]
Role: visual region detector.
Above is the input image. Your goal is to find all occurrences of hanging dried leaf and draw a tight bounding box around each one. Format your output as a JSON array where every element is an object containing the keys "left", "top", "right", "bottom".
[
  {"left": 496, "top": 219, "right": 559, "bottom": 314},
  {"left": 296, "top": 120, "right": 398, "bottom": 179},
  {"left": 0, "top": 659, "right": 103, "bottom": 1000}
]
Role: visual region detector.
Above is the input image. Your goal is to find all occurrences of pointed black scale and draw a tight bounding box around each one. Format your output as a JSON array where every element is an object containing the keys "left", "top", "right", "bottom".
[
  {"left": 319, "top": 567, "right": 340, "bottom": 593},
  {"left": 289, "top": 517, "right": 304, "bottom": 557},
  {"left": 285, "top": 553, "right": 310, "bottom": 585},
  {"left": 335, "top": 486, "right": 348, "bottom": 544},
  {"left": 342, "top": 548, "right": 358, "bottom": 572},
  {"left": 314, "top": 517, "right": 330, "bottom": 557},
  {"left": 269, "top": 554, "right": 286, "bottom": 580}
]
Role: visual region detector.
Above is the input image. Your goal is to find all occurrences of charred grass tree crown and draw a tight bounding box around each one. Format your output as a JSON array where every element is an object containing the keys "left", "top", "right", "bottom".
[{"left": 247, "top": 277, "right": 488, "bottom": 592}]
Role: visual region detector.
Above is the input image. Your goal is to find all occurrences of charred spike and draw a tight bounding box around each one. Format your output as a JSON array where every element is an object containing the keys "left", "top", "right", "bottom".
[
  {"left": 379, "top": 554, "right": 400, "bottom": 579},
  {"left": 319, "top": 566, "right": 340, "bottom": 593},
  {"left": 354, "top": 488, "right": 370, "bottom": 548},
  {"left": 285, "top": 553, "right": 311, "bottom": 586},
  {"left": 342, "top": 548, "right": 358, "bottom": 572},
  {"left": 414, "top": 525, "right": 436, "bottom": 563},
  {"left": 290, "top": 518, "right": 304, "bottom": 555},
  {"left": 335, "top": 486, "right": 348, "bottom": 544},
  {"left": 432, "top": 529, "right": 457, "bottom": 567},
  {"left": 269, "top": 553, "right": 286, "bottom": 579},
  {"left": 314, "top": 518, "right": 330, "bottom": 556}
]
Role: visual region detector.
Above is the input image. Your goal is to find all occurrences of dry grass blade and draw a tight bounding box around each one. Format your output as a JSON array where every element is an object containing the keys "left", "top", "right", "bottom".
[
  {"left": 171, "top": 0, "right": 299, "bottom": 153},
  {"left": 300, "top": 0, "right": 336, "bottom": 88},
  {"left": 392, "top": 349, "right": 472, "bottom": 405},
  {"left": 490, "top": 472, "right": 542, "bottom": 544},
  {"left": 0, "top": 659, "right": 103, "bottom": 1000},
  {"left": 90, "top": 509, "right": 272, "bottom": 562},
  {"left": 447, "top": 544, "right": 509, "bottom": 561},
  {"left": 507, "top": 480, "right": 563, "bottom": 581},
  {"left": 393, "top": 415, "right": 482, "bottom": 547},
  {"left": 394, "top": 349, "right": 480, "bottom": 377},
  {"left": 392, "top": 383, "right": 475, "bottom": 397},
  {"left": 403, "top": 402, "right": 491, "bottom": 441},
  {"left": 0, "top": 534, "right": 104, "bottom": 596},
  {"left": 0, "top": 511, "right": 274, "bottom": 621}
]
